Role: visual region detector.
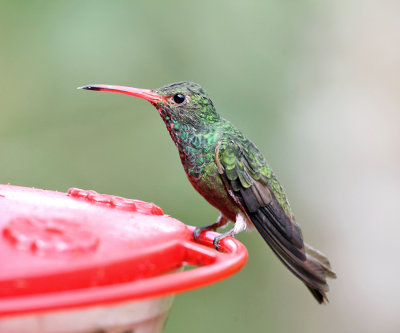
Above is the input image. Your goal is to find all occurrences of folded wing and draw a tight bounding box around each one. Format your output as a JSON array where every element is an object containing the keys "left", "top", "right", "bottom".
[{"left": 216, "top": 139, "right": 336, "bottom": 303}]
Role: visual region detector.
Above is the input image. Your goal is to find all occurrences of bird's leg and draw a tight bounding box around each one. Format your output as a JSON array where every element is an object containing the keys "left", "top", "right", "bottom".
[
  {"left": 193, "top": 214, "right": 229, "bottom": 241},
  {"left": 213, "top": 213, "right": 247, "bottom": 250}
]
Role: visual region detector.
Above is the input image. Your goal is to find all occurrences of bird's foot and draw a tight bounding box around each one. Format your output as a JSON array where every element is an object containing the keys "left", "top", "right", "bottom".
[
  {"left": 193, "top": 214, "right": 229, "bottom": 242},
  {"left": 213, "top": 231, "right": 235, "bottom": 251},
  {"left": 193, "top": 225, "right": 216, "bottom": 242},
  {"left": 212, "top": 214, "right": 247, "bottom": 251}
]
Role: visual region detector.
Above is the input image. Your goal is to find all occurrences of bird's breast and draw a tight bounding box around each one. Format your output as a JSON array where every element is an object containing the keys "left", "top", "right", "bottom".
[{"left": 186, "top": 162, "right": 239, "bottom": 221}]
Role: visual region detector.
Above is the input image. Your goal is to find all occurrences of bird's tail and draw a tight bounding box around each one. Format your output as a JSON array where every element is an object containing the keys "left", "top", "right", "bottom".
[
  {"left": 249, "top": 208, "right": 336, "bottom": 304},
  {"left": 303, "top": 243, "right": 337, "bottom": 303}
]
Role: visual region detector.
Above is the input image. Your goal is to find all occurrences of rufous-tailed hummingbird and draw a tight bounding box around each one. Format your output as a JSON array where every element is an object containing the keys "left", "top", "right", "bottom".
[{"left": 79, "top": 81, "right": 336, "bottom": 303}]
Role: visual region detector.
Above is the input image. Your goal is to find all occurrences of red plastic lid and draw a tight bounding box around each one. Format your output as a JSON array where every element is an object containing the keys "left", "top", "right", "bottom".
[{"left": 0, "top": 185, "right": 247, "bottom": 317}]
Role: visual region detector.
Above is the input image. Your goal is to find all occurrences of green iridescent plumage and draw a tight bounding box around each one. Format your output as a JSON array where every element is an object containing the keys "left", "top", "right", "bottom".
[
  {"left": 81, "top": 80, "right": 336, "bottom": 304},
  {"left": 152, "top": 82, "right": 293, "bottom": 219}
]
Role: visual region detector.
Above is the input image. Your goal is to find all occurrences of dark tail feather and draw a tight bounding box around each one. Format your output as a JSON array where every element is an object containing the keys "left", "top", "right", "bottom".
[
  {"left": 304, "top": 243, "right": 337, "bottom": 279},
  {"left": 250, "top": 211, "right": 336, "bottom": 304},
  {"left": 303, "top": 243, "right": 337, "bottom": 303},
  {"left": 307, "top": 286, "right": 326, "bottom": 304}
]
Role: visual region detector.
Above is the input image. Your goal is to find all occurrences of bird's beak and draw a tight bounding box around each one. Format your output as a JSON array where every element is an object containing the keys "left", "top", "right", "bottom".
[{"left": 78, "top": 84, "right": 163, "bottom": 103}]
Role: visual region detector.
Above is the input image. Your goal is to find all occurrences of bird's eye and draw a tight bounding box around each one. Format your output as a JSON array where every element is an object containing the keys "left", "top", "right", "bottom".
[{"left": 173, "top": 93, "right": 186, "bottom": 104}]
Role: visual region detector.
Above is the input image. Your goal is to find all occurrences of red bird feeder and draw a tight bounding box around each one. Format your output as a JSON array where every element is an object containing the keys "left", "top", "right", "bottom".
[{"left": 0, "top": 185, "right": 247, "bottom": 333}]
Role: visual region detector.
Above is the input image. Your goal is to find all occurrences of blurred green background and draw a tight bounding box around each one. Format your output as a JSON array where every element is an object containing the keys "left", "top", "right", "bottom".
[{"left": 1, "top": 1, "right": 399, "bottom": 332}]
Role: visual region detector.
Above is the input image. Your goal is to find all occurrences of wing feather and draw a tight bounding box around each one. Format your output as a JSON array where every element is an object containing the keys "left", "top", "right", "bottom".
[{"left": 216, "top": 139, "right": 335, "bottom": 303}]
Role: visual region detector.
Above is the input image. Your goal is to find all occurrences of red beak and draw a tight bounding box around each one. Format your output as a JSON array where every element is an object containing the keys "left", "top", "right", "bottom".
[{"left": 78, "top": 84, "right": 162, "bottom": 103}]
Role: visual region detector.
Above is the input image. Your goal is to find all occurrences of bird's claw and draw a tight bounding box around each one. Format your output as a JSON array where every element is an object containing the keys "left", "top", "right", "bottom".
[
  {"left": 193, "top": 225, "right": 218, "bottom": 242},
  {"left": 213, "top": 235, "right": 223, "bottom": 251},
  {"left": 193, "top": 224, "right": 230, "bottom": 251},
  {"left": 193, "top": 227, "right": 203, "bottom": 241},
  {"left": 213, "top": 232, "right": 236, "bottom": 251}
]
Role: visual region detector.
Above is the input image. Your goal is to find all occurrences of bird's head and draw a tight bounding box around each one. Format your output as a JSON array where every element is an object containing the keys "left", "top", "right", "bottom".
[{"left": 79, "top": 81, "right": 220, "bottom": 129}]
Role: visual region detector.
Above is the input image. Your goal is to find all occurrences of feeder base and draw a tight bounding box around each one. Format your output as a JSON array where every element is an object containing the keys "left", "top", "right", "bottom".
[{"left": 0, "top": 296, "right": 174, "bottom": 333}]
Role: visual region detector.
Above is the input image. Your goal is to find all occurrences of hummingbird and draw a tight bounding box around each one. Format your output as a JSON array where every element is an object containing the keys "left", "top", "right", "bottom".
[{"left": 79, "top": 81, "right": 336, "bottom": 303}]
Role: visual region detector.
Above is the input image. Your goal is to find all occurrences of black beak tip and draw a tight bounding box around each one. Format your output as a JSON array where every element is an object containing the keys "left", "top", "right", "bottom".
[{"left": 77, "top": 85, "right": 98, "bottom": 91}]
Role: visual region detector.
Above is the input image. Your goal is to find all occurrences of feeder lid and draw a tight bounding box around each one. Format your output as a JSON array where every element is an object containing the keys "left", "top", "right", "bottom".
[{"left": 0, "top": 185, "right": 247, "bottom": 316}]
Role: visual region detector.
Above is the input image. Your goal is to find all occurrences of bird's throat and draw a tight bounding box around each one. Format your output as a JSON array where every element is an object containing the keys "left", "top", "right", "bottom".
[{"left": 158, "top": 109, "right": 219, "bottom": 179}]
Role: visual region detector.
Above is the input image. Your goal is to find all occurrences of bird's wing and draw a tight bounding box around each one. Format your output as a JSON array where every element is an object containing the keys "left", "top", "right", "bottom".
[{"left": 215, "top": 139, "right": 334, "bottom": 303}]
